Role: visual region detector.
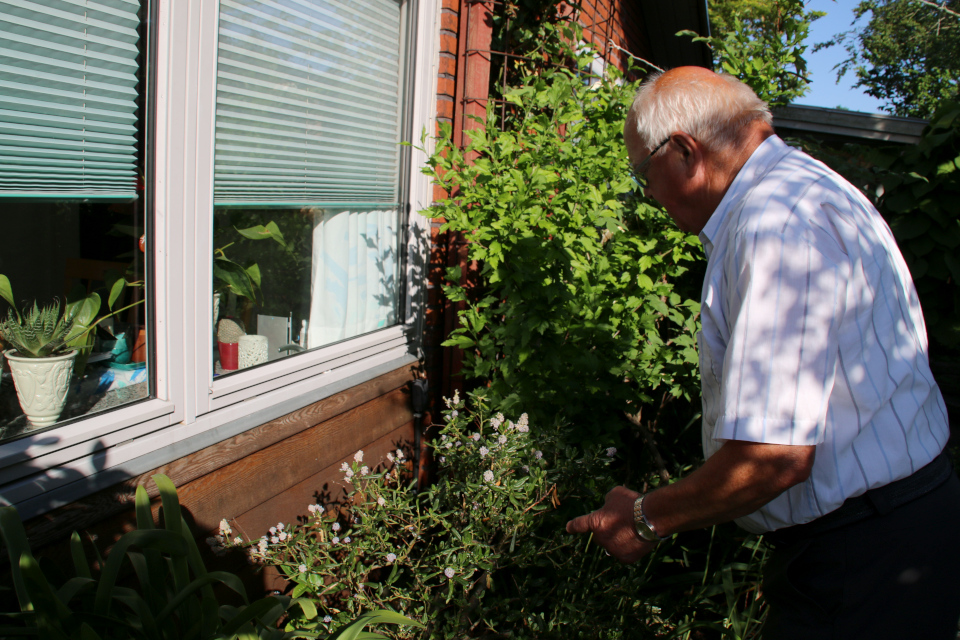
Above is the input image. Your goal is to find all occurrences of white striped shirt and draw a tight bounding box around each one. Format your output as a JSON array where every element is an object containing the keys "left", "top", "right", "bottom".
[{"left": 698, "top": 135, "right": 950, "bottom": 533}]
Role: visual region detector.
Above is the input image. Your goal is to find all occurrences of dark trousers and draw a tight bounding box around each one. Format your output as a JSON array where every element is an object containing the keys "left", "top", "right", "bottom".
[{"left": 762, "top": 471, "right": 960, "bottom": 640}]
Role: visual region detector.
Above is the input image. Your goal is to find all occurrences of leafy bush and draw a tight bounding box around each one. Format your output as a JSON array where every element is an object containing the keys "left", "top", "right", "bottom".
[{"left": 420, "top": 40, "right": 703, "bottom": 443}]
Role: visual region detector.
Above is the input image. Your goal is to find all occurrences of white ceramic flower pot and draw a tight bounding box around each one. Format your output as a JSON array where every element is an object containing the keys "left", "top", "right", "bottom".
[{"left": 4, "top": 349, "right": 77, "bottom": 428}]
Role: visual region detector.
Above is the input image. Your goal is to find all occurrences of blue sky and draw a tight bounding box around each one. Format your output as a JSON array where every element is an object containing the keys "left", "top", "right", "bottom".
[{"left": 792, "top": 0, "right": 888, "bottom": 113}]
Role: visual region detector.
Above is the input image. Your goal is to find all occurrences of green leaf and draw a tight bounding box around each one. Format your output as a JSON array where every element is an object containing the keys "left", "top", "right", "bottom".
[
  {"left": 235, "top": 222, "right": 287, "bottom": 248},
  {"left": 0, "top": 506, "right": 34, "bottom": 611},
  {"left": 107, "top": 278, "right": 127, "bottom": 311},
  {"left": 214, "top": 258, "right": 258, "bottom": 301},
  {"left": 0, "top": 274, "right": 15, "bottom": 314},
  {"left": 93, "top": 529, "right": 188, "bottom": 616},
  {"left": 219, "top": 595, "right": 286, "bottom": 636},
  {"left": 69, "top": 532, "right": 91, "bottom": 580}
]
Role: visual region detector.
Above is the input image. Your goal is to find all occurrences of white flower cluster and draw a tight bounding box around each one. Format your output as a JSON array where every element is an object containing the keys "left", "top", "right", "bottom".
[
  {"left": 444, "top": 567, "right": 456, "bottom": 579},
  {"left": 308, "top": 503, "right": 324, "bottom": 515},
  {"left": 205, "top": 518, "right": 236, "bottom": 556},
  {"left": 386, "top": 552, "right": 397, "bottom": 563},
  {"left": 517, "top": 413, "right": 530, "bottom": 433},
  {"left": 483, "top": 469, "right": 495, "bottom": 483},
  {"left": 491, "top": 412, "right": 505, "bottom": 430},
  {"left": 606, "top": 447, "right": 617, "bottom": 458},
  {"left": 443, "top": 389, "right": 461, "bottom": 408}
]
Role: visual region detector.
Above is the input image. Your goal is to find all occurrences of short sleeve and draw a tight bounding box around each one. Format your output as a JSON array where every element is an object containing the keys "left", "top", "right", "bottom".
[{"left": 713, "top": 221, "right": 847, "bottom": 446}]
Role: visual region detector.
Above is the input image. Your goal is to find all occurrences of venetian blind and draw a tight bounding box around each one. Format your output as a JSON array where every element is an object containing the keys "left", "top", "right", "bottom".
[
  {"left": 0, "top": 0, "right": 144, "bottom": 199},
  {"left": 213, "top": 0, "right": 404, "bottom": 207}
]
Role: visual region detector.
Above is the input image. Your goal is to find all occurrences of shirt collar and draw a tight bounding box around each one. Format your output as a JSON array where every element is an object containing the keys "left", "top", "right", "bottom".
[{"left": 698, "top": 134, "right": 792, "bottom": 257}]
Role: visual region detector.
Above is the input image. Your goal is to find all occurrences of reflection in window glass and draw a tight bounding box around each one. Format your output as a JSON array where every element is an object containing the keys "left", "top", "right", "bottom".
[
  {"left": 211, "top": 0, "right": 408, "bottom": 376},
  {"left": 0, "top": 0, "right": 151, "bottom": 442}
]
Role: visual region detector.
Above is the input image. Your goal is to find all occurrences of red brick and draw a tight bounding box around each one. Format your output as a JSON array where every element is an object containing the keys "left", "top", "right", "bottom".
[
  {"left": 437, "top": 76, "right": 455, "bottom": 98},
  {"left": 439, "top": 54, "right": 457, "bottom": 77},
  {"left": 440, "top": 33, "right": 458, "bottom": 55},
  {"left": 441, "top": 10, "right": 458, "bottom": 32},
  {"left": 442, "top": 0, "right": 459, "bottom": 10},
  {"left": 433, "top": 183, "right": 449, "bottom": 202},
  {"left": 436, "top": 97, "right": 454, "bottom": 120}
]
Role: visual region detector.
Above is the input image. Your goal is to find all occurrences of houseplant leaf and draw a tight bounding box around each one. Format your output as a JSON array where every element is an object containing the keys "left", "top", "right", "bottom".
[
  {"left": 235, "top": 223, "right": 287, "bottom": 248},
  {"left": 0, "top": 274, "right": 16, "bottom": 318}
]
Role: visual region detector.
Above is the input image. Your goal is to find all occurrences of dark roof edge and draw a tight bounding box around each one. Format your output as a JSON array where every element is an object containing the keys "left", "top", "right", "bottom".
[{"left": 773, "top": 104, "right": 928, "bottom": 144}]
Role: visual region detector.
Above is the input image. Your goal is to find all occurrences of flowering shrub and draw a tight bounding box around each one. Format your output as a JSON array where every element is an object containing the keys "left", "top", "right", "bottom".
[
  {"left": 221, "top": 392, "right": 628, "bottom": 636},
  {"left": 220, "top": 393, "right": 767, "bottom": 638}
]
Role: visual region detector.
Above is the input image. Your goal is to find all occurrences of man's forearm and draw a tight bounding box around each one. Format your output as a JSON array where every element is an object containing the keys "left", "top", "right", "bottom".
[
  {"left": 565, "top": 440, "right": 815, "bottom": 563},
  {"left": 642, "top": 440, "right": 815, "bottom": 536}
]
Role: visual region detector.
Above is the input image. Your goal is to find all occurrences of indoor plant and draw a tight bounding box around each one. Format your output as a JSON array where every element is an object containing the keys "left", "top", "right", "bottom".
[{"left": 0, "top": 274, "right": 141, "bottom": 429}]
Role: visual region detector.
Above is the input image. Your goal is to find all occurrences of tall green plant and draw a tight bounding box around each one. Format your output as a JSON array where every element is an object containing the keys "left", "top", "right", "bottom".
[{"left": 421, "top": 46, "right": 702, "bottom": 440}]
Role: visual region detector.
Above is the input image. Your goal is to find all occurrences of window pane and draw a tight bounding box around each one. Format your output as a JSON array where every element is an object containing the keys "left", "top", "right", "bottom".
[
  {"left": 212, "top": 0, "right": 407, "bottom": 377},
  {"left": 0, "top": 0, "right": 151, "bottom": 443}
]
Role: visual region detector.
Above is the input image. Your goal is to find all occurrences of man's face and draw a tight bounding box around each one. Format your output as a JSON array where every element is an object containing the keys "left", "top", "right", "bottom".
[{"left": 624, "top": 121, "right": 704, "bottom": 234}]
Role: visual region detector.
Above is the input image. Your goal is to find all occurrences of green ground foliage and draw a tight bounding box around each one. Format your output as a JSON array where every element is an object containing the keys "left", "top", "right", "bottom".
[{"left": 227, "top": 395, "right": 767, "bottom": 639}]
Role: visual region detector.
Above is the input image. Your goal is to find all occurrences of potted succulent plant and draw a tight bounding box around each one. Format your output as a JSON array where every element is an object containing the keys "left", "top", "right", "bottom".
[{"left": 0, "top": 275, "right": 141, "bottom": 429}]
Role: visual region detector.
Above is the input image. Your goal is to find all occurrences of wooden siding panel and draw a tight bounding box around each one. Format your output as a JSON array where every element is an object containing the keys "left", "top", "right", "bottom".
[
  {"left": 233, "top": 420, "right": 415, "bottom": 541},
  {"left": 173, "top": 387, "right": 414, "bottom": 532}
]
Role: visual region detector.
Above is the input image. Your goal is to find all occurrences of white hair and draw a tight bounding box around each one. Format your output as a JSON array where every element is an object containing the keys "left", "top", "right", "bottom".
[{"left": 627, "top": 71, "right": 772, "bottom": 153}]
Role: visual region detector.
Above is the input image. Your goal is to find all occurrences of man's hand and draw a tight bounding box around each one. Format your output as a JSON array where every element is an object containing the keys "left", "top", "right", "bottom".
[{"left": 565, "top": 486, "right": 656, "bottom": 563}]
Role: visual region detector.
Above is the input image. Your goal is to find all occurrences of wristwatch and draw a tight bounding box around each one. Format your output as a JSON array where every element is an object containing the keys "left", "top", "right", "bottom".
[{"left": 633, "top": 494, "right": 666, "bottom": 543}]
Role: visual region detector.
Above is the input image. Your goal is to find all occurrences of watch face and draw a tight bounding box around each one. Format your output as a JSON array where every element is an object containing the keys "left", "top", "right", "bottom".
[{"left": 635, "top": 522, "right": 657, "bottom": 542}]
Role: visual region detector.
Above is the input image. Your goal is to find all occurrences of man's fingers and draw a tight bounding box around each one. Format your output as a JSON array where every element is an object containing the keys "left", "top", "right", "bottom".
[{"left": 566, "top": 513, "right": 593, "bottom": 534}]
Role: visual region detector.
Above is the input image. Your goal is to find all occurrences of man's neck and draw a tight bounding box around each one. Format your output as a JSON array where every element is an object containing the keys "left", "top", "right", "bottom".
[{"left": 701, "top": 123, "right": 776, "bottom": 217}]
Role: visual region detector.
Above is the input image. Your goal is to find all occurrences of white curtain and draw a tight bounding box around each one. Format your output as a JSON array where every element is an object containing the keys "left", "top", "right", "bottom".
[{"left": 308, "top": 208, "right": 399, "bottom": 347}]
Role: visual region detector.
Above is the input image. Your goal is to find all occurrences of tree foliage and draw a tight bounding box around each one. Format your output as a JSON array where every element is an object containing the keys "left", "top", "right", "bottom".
[
  {"left": 822, "top": 0, "right": 960, "bottom": 118},
  {"left": 683, "top": 0, "right": 823, "bottom": 107}
]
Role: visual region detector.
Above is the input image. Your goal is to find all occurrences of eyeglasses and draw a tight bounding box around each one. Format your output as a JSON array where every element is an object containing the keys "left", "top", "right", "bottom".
[{"left": 630, "top": 136, "right": 671, "bottom": 182}]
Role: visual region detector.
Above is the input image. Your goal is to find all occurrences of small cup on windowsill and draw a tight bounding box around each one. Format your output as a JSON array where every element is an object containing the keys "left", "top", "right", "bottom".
[{"left": 216, "top": 318, "right": 245, "bottom": 372}]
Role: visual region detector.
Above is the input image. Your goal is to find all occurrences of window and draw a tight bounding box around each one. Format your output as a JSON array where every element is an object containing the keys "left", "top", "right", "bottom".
[
  {"left": 210, "top": 0, "right": 411, "bottom": 376},
  {"left": 0, "top": 0, "right": 152, "bottom": 443},
  {"left": 0, "top": 0, "right": 437, "bottom": 518}
]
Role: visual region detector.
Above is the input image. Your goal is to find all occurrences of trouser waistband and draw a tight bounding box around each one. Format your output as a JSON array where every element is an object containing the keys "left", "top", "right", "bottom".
[{"left": 766, "top": 450, "right": 955, "bottom": 548}]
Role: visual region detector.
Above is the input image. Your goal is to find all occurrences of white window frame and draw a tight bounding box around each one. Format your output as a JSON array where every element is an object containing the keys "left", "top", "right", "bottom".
[{"left": 0, "top": 0, "right": 440, "bottom": 518}]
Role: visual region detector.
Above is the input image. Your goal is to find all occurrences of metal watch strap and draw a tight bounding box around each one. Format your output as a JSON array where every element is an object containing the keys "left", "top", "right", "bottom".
[{"left": 633, "top": 494, "right": 666, "bottom": 543}]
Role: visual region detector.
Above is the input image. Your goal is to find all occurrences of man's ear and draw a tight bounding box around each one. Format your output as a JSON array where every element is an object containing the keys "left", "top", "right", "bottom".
[{"left": 671, "top": 132, "right": 702, "bottom": 177}]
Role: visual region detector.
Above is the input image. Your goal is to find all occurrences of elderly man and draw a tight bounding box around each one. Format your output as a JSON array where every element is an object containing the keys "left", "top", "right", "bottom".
[{"left": 566, "top": 67, "right": 960, "bottom": 639}]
